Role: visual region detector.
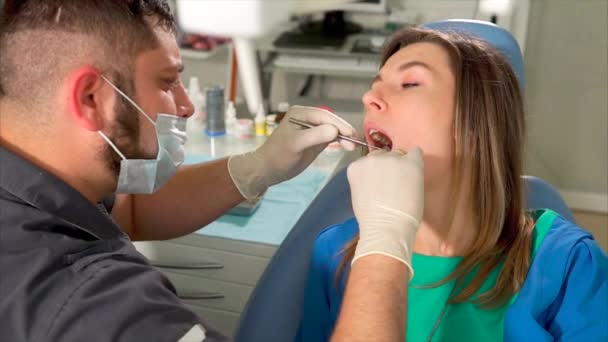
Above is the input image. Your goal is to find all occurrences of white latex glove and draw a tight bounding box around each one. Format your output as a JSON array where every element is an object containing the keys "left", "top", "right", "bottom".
[
  {"left": 347, "top": 147, "right": 425, "bottom": 276},
  {"left": 228, "top": 105, "right": 357, "bottom": 199}
]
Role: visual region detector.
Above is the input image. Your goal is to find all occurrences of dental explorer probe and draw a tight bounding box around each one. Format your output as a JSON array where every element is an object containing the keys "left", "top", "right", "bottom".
[{"left": 288, "top": 117, "right": 383, "bottom": 150}]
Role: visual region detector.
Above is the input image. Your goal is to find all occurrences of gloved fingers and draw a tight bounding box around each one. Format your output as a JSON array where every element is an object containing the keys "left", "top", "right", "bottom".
[
  {"left": 404, "top": 146, "right": 424, "bottom": 166},
  {"left": 287, "top": 105, "right": 357, "bottom": 139},
  {"left": 337, "top": 139, "right": 356, "bottom": 151},
  {"left": 291, "top": 124, "right": 339, "bottom": 152},
  {"left": 366, "top": 146, "right": 423, "bottom": 159},
  {"left": 366, "top": 149, "right": 391, "bottom": 157},
  {"left": 392, "top": 148, "right": 407, "bottom": 155},
  {"left": 348, "top": 147, "right": 425, "bottom": 185},
  {"left": 361, "top": 149, "right": 406, "bottom": 159}
]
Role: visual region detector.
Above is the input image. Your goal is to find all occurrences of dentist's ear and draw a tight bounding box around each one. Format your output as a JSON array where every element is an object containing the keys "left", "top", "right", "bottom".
[{"left": 66, "top": 66, "right": 108, "bottom": 131}]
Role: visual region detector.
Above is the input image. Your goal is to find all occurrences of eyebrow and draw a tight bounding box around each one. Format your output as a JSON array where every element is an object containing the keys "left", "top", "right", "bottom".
[{"left": 372, "top": 60, "right": 434, "bottom": 85}]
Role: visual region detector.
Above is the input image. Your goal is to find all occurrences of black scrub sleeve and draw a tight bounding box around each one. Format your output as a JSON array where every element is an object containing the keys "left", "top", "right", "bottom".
[{"left": 45, "top": 255, "right": 229, "bottom": 342}]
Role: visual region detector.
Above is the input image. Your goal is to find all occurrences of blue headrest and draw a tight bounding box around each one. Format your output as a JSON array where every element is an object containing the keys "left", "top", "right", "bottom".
[{"left": 422, "top": 19, "right": 525, "bottom": 88}]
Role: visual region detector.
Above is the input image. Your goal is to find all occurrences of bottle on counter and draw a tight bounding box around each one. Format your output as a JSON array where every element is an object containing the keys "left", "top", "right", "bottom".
[
  {"left": 254, "top": 103, "right": 266, "bottom": 137},
  {"left": 265, "top": 114, "right": 278, "bottom": 136},
  {"left": 187, "top": 77, "right": 206, "bottom": 134},
  {"left": 225, "top": 101, "right": 237, "bottom": 136},
  {"left": 205, "top": 86, "right": 226, "bottom": 137}
]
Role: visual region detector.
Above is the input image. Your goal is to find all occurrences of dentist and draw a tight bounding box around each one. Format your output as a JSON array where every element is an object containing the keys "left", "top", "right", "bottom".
[{"left": 0, "top": 1, "right": 418, "bottom": 341}]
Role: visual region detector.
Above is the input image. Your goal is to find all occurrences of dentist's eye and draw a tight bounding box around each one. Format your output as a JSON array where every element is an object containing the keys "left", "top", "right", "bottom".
[
  {"left": 401, "top": 83, "right": 419, "bottom": 89},
  {"left": 161, "top": 78, "right": 180, "bottom": 91}
]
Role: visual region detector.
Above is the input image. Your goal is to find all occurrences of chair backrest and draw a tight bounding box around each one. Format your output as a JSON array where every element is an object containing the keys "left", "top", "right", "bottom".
[
  {"left": 422, "top": 19, "right": 525, "bottom": 88},
  {"left": 234, "top": 19, "right": 571, "bottom": 342},
  {"left": 523, "top": 175, "right": 575, "bottom": 222}
]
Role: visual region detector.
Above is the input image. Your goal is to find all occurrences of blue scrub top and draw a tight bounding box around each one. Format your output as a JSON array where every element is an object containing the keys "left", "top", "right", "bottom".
[{"left": 296, "top": 210, "right": 608, "bottom": 341}]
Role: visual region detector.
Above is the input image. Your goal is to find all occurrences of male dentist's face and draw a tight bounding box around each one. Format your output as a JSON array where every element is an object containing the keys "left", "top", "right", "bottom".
[{"left": 128, "top": 27, "right": 194, "bottom": 159}]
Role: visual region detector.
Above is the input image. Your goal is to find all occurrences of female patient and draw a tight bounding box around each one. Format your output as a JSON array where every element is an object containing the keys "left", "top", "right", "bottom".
[{"left": 297, "top": 27, "right": 607, "bottom": 341}]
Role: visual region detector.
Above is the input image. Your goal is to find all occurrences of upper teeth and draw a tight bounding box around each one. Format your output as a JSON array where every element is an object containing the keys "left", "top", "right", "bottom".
[{"left": 368, "top": 129, "right": 378, "bottom": 135}]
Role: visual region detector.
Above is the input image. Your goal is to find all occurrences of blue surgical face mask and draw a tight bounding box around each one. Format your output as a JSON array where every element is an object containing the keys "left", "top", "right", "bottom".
[{"left": 98, "top": 76, "right": 188, "bottom": 194}]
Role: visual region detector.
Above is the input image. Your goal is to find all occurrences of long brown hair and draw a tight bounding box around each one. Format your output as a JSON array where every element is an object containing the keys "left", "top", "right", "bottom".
[{"left": 337, "top": 27, "right": 534, "bottom": 308}]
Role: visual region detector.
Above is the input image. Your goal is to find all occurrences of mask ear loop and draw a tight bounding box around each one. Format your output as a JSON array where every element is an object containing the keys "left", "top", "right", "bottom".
[
  {"left": 98, "top": 75, "right": 156, "bottom": 160},
  {"left": 100, "top": 75, "right": 156, "bottom": 126},
  {"left": 98, "top": 131, "right": 127, "bottom": 160}
]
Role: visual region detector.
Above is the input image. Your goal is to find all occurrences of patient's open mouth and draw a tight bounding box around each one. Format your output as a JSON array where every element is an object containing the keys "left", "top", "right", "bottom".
[{"left": 368, "top": 129, "right": 393, "bottom": 150}]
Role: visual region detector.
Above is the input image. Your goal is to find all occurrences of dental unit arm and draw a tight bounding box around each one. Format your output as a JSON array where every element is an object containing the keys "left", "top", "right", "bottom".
[{"left": 175, "top": 0, "right": 355, "bottom": 115}]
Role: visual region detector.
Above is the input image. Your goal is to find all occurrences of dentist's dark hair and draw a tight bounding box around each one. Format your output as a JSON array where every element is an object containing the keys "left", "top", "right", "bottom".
[
  {"left": 337, "top": 27, "right": 533, "bottom": 309},
  {"left": 0, "top": 0, "right": 175, "bottom": 106}
]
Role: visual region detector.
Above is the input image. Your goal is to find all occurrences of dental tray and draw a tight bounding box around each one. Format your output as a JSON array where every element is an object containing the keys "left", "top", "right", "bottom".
[{"left": 227, "top": 196, "right": 263, "bottom": 216}]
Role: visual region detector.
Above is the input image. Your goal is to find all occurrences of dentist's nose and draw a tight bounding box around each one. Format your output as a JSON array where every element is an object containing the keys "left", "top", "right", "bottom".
[{"left": 176, "top": 83, "right": 195, "bottom": 118}]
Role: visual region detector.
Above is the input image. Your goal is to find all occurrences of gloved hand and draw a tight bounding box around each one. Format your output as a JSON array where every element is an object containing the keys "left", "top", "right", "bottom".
[
  {"left": 228, "top": 106, "right": 357, "bottom": 199},
  {"left": 347, "top": 147, "right": 424, "bottom": 276}
]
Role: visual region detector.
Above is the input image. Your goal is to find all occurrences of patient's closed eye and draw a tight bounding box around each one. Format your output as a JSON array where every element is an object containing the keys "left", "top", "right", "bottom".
[{"left": 401, "top": 83, "right": 419, "bottom": 89}]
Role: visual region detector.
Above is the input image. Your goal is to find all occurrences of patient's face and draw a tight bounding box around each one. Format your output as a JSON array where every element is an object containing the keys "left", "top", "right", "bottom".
[{"left": 362, "top": 42, "right": 456, "bottom": 188}]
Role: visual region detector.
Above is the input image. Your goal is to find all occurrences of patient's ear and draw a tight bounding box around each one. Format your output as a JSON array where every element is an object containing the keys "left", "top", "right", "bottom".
[{"left": 66, "top": 66, "right": 107, "bottom": 131}]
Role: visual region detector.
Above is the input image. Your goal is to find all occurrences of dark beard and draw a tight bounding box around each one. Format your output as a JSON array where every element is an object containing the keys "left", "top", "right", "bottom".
[{"left": 103, "top": 94, "right": 142, "bottom": 176}]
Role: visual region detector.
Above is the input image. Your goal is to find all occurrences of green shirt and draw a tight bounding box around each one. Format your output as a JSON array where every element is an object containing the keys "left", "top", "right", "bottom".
[{"left": 406, "top": 210, "right": 557, "bottom": 341}]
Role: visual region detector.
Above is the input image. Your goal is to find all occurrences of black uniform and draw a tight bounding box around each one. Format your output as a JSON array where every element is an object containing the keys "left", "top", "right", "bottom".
[{"left": 0, "top": 146, "right": 227, "bottom": 342}]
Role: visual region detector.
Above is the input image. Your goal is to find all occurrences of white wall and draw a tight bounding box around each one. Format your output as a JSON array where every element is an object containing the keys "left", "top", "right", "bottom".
[{"left": 523, "top": 0, "right": 608, "bottom": 212}]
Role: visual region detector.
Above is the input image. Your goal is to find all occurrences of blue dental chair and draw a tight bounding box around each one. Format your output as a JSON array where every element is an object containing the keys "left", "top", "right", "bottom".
[{"left": 234, "top": 20, "right": 574, "bottom": 342}]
